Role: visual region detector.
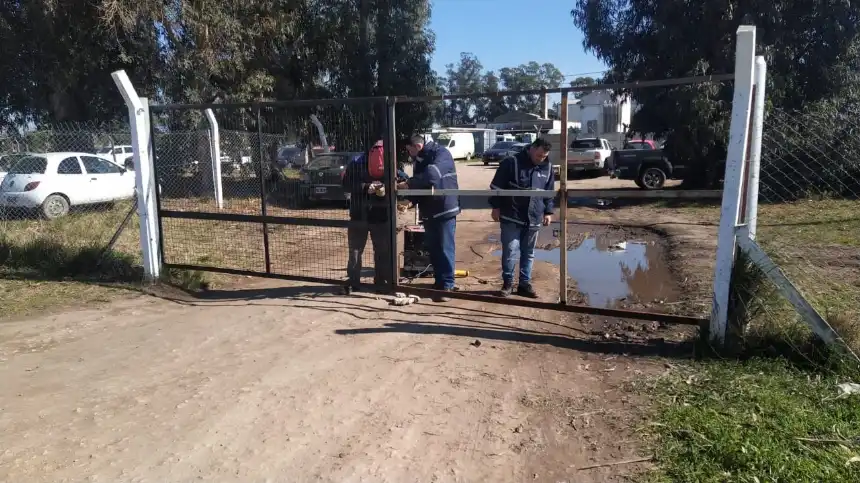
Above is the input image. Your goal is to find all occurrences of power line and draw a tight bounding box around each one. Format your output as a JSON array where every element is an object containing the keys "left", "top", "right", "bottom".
[{"left": 560, "top": 70, "right": 609, "bottom": 79}]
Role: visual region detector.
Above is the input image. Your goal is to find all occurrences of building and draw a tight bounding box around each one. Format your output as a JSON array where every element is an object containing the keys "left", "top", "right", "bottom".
[
  {"left": 567, "top": 91, "right": 638, "bottom": 139},
  {"left": 481, "top": 111, "right": 580, "bottom": 135}
]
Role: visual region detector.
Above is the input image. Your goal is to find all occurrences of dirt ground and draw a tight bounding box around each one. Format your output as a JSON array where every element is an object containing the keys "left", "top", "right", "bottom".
[{"left": 0, "top": 163, "right": 717, "bottom": 482}]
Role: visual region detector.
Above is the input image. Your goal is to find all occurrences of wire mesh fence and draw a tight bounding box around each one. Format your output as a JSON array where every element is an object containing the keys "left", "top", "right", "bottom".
[
  {"left": 0, "top": 123, "right": 143, "bottom": 283},
  {"left": 736, "top": 107, "right": 860, "bottom": 366},
  {"left": 150, "top": 100, "right": 392, "bottom": 283}
]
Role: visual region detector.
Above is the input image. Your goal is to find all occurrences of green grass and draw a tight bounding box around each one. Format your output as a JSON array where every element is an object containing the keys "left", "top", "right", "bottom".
[{"left": 643, "top": 359, "right": 860, "bottom": 483}]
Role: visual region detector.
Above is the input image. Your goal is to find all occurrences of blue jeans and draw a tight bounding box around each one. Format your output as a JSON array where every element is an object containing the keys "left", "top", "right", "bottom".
[
  {"left": 500, "top": 222, "right": 539, "bottom": 286},
  {"left": 424, "top": 217, "right": 456, "bottom": 290}
]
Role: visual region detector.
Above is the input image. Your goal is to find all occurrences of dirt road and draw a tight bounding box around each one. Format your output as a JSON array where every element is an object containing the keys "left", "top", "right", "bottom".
[{"left": 0, "top": 163, "right": 711, "bottom": 482}]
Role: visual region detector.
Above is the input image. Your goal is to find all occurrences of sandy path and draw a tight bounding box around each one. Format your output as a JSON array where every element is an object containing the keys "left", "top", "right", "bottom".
[{"left": 0, "top": 281, "right": 662, "bottom": 483}]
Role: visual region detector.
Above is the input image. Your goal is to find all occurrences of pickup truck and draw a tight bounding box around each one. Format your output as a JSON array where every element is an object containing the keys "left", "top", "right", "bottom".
[
  {"left": 566, "top": 137, "right": 613, "bottom": 177},
  {"left": 608, "top": 147, "right": 686, "bottom": 189}
]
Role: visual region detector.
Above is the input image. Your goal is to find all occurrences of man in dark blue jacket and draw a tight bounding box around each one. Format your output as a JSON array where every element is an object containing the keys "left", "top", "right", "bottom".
[
  {"left": 489, "top": 138, "right": 555, "bottom": 298},
  {"left": 397, "top": 134, "right": 460, "bottom": 301}
]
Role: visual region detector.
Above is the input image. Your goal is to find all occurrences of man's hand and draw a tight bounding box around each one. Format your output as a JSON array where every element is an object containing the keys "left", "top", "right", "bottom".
[
  {"left": 491, "top": 208, "right": 500, "bottom": 222},
  {"left": 542, "top": 214, "right": 552, "bottom": 226},
  {"left": 396, "top": 181, "right": 409, "bottom": 190}
]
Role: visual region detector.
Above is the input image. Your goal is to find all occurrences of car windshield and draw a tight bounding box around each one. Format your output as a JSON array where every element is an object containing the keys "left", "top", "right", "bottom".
[
  {"left": 8, "top": 155, "right": 48, "bottom": 174},
  {"left": 570, "top": 139, "right": 601, "bottom": 150},
  {"left": 436, "top": 135, "right": 452, "bottom": 144},
  {"left": 307, "top": 155, "right": 345, "bottom": 170},
  {"left": 624, "top": 142, "right": 650, "bottom": 150},
  {"left": 490, "top": 142, "right": 516, "bottom": 150},
  {"left": 278, "top": 147, "right": 303, "bottom": 159}
]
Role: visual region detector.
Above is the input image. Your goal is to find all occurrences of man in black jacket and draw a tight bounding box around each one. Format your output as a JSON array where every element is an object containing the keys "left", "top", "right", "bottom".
[
  {"left": 341, "top": 141, "right": 405, "bottom": 294},
  {"left": 489, "top": 138, "right": 555, "bottom": 298}
]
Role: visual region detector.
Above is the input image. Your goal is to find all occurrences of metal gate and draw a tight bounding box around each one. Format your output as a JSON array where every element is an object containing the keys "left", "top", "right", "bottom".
[{"left": 148, "top": 98, "right": 399, "bottom": 285}]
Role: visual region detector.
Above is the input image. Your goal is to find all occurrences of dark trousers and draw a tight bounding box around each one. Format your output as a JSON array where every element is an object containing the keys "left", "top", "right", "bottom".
[
  {"left": 347, "top": 220, "right": 392, "bottom": 286},
  {"left": 423, "top": 217, "right": 457, "bottom": 290}
]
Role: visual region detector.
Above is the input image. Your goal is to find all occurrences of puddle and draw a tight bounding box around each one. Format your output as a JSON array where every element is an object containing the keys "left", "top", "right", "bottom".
[{"left": 490, "top": 226, "right": 677, "bottom": 307}]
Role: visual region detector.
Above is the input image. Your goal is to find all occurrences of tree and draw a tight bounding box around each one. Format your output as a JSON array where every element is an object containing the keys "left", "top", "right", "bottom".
[
  {"left": 569, "top": 76, "right": 597, "bottom": 99},
  {"left": 571, "top": 0, "right": 860, "bottom": 186},
  {"left": 499, "top": 61, "right": 564, "bottom": 113},
  {"left": 443, "top": 52, "right": 485, "bottom": 125}
]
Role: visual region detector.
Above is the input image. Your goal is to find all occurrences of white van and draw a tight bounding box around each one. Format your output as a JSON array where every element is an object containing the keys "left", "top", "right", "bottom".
[{"left": 434, "top": 132, "right": 475, "bottom": 160}]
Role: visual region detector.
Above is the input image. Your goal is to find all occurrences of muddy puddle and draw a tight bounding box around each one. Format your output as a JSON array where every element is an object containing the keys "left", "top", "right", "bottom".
[{"left": 491, "top": 224, "right": 677, "bottom": 308}]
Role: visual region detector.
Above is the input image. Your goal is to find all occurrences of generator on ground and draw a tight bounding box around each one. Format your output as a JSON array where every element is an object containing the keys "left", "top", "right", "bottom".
[{"left": 401, "top": 223, "right": 433, "bottom": 278}]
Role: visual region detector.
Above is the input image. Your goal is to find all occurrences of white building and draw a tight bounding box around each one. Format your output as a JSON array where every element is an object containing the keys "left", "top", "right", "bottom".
[{"left": 567, "top": 91, "right": 638, "bottom": 142}]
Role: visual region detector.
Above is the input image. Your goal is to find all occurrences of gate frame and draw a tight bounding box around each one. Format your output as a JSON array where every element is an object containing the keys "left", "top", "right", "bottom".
[{"left": 113, "top": 25, "right": 756, "bottom": 339}]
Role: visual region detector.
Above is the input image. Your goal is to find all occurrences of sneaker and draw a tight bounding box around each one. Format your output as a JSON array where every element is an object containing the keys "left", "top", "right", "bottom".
[
  {"left": 500, "top": 282, "right": 513, "bottom": 298},
  {"left": 516, "top": 284, "right": 538, "bottom": 299}
]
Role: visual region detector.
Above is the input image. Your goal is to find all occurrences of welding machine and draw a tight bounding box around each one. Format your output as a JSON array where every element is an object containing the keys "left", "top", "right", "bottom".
[{"left": 402, "top": 222, "right": 433, "bottom": 278}]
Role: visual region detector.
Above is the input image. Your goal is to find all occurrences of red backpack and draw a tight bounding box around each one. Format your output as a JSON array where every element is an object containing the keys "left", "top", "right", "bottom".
[{"left": 368, "top": 140, "right": 385, "bottom": 179}]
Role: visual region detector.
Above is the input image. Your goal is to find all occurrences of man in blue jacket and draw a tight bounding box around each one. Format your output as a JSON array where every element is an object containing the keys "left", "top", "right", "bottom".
[
  {"left": 397, "top": 134, "right": 460, "bottom": 301},
  {"left": 489, "top": 138, "right": 555, "bottom": 298}
]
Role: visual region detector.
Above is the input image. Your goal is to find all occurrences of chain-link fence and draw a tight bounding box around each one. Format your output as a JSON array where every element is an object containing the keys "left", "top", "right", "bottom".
[
  {"left": 734, "top": 107, "right": 860, "bottom": 367},
  {"left": 0, "top": 123, "right": 142, "bottom": 282},
  {"left": 150, "top": 101, "right": 390, "bottom": 283}
]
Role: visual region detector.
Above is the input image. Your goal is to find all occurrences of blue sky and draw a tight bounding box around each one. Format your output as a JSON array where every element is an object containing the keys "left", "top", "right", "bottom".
[{"left": 428, "top": 0, "right": 607, "bottom": 82}]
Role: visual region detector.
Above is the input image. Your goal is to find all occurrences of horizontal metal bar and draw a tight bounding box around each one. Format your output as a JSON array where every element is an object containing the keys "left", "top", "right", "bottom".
[
  {"left": 398, "top": 189, "right": 557, "bottom": 197},
  {"left": 567, "top": 189, "right": 723, "bottom": 199},
  {"left": 159, "top": 209, "right": 351, "bottom": 228},
  {"left": 399, "top": 287, "right": 705, "bottom": 325},
  {"left": 164, "top": 264, "right": 348, "bottom": 286},
  {"left": 396, "top": 73, "right": 735, "bottom": 102},
  {"left": 150, "top": 96, "right": 389, "bottom": 113},
  {"left": 397, "top": 188, "right": 722, "bottom": 199}
]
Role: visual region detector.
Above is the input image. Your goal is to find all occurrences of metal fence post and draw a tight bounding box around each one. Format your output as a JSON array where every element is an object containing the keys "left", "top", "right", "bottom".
[
  {"left": 558, "top": 90, "right": 569, "bottom": 304},
  {"left": 386, "top": 98, "right": 400, "bottom": 289},
  {"left": 257, "top": 105, "right": 272, "bottom": 274},
  {"left": 204, "top": 108, "right": 224, "bottom": 209},
  {"left": 710, "top": 25, "right": 757, "bottom": 345},
  {"left": 111, "top": 70, "right": 161, "bottom": 281},
  {"left": 745, "top": 56, "right": 767, "bottom": 240}
]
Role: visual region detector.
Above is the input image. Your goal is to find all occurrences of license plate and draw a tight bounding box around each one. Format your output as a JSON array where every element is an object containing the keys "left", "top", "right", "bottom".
[
  {"left": 314, "top": 187, "right": 327, "bottom": 194},
  {"left": 571, "top": 166, "right": 585, "bottom": 171}
]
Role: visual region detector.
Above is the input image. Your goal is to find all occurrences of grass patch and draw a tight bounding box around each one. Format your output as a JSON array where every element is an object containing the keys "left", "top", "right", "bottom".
[{"left": 644, "top": 359, "right": 860, "bottom": 483}]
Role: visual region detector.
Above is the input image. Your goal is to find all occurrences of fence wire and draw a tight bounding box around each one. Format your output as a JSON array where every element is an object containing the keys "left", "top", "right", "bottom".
[
  {"left": 737, "top": 107, "right": 860, "bottom": 367},
  {"left": 0, "top": 123, "right": 143, "bottom": 283}
]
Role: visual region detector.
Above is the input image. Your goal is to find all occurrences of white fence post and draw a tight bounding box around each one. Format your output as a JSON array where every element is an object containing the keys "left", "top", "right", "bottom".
[
  {"left": 111, "top": 71, "right": 161, "bottom": 281},
  {"left": 204, "top": 109, "right": 224, "bottom": 209},
  {"left": 745, "top": 56, "right": 767, "bottom": 240},
  {"left": 710, "top": 25, "right": 757, "bottom": 345}
]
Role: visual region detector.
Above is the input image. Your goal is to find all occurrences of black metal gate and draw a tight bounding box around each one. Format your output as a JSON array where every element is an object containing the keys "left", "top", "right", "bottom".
[{"left": 148, "top": 98, "right": 399, "bottom": 285}]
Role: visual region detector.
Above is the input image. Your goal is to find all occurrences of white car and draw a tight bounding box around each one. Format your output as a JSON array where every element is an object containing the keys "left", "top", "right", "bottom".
[
  {"left": 0, "top": 153, "right": 28, "bottom": 186},
  {"left": 0, "top": 152, "right": 135, "bottom": 219}
]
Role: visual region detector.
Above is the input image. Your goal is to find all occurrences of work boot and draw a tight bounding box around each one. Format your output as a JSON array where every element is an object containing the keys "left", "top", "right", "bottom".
[
  {"left": 500, "top": 282, "right": 513, "bottom": 298},
  {"left": 342, "top": 284, "right": 357, "bottom": 295},
  {"left": 433, "top": 288, "right": 453, "bottom": 303},
  {"left": 516, "top": 284, "right": 538, "bottom": 299}
]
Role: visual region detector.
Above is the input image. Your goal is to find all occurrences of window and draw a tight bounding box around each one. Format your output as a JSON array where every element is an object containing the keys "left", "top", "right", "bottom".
[
  {"left": 585, "top": 120, "right": 598, "bottom": 134},
  {"left": 57, "top": 157, "right": 82, "bottom": 174},
  {"left": 8, "top": 156, "right": 48, "bottom": 174},
  {"left": 123, "top": 147, "right": 133, "bottom": 154},
  {"left": 490, "top": 142, "right": 516, "bottom": 150},
  {"left": 306, "top": 154, "right": 346, "bottom": 170},
  {"left": 570, "top": 139, "right": 601, "bottom": 150},
  {"left": 81, "top": 156, "right": 123, "bottom": 174},
  {"left": 0, "top": 154, "right": 26, "bottom": 171},
  {"left": 448, "top": 140, "right": 456, "bottom": 147}
]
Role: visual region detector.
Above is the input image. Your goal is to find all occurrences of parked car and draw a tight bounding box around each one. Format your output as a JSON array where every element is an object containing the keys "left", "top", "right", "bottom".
[
  {"left": 481, "top": 141, "right": 528, "bottom": 165},
  {"left": 566, "top": 137, "right": 614, "bottom": 177},
  {"left": 0, "top": 153, "right": 28, "bottom": 185},
  {"left": 608, "top": 147, "right": 686, "bottom": 189},
  {"left": 0, "top": 152, "right": 135, "bottom": 219},
  {"left": 297, "top": 152, "right": 361, "bottom": 206}
]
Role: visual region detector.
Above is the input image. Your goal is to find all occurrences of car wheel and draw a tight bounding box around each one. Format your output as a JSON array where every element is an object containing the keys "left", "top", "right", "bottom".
[
  {"left": 41, "top": 194, "right": 70, "bottom": 219},
  {"left": 483, "top": 160, "right": 489, "bottom": 166},
  {"left": 634, "top": 178, "right": 646, "bottom": 189},
  {"left": 465, "top": 153, "right": 472, "bottom": 161},
  {"left": 639, "top": 166, "right": 667, "bottom": 190}
]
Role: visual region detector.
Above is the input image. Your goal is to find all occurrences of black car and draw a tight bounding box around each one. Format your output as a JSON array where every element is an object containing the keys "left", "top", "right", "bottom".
[
  {"left": 608, "top": 148, "right": 685, "bottom": 190},
  {"left": 482, "top": 142, "right": 528, "bottom": 165},
  {"left": 297, "top": 152, "right": 361, "bottom": 205}
]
